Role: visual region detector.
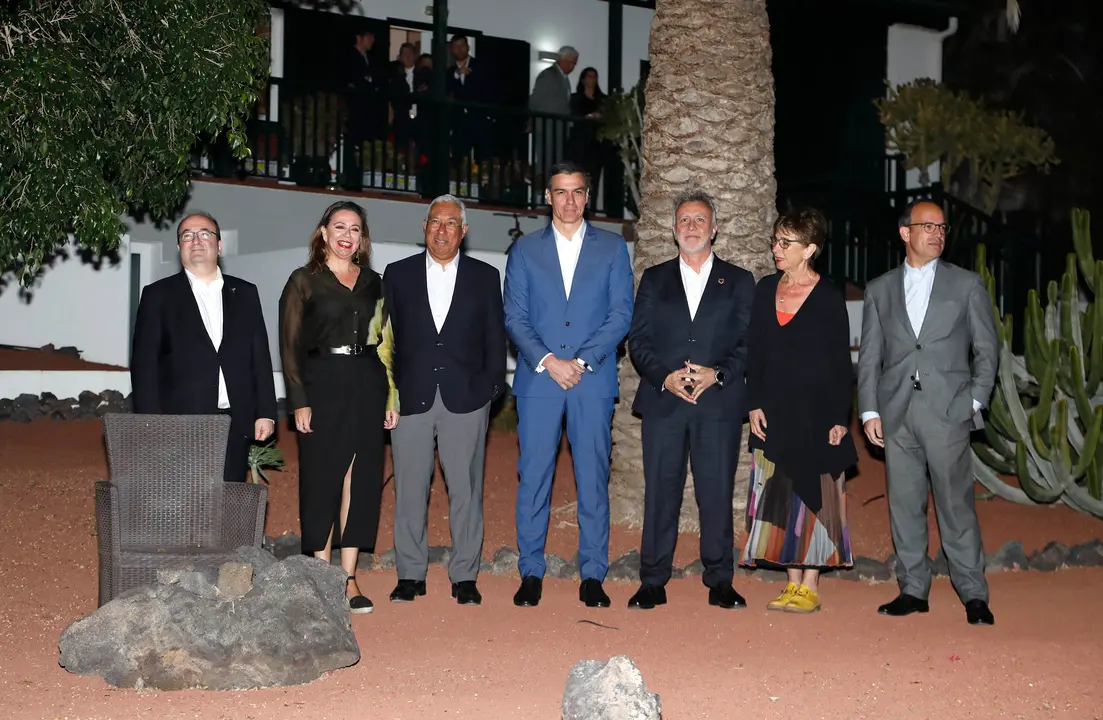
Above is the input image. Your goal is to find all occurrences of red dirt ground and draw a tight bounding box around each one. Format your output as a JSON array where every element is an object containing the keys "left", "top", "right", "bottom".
[{"left": 1, "top": 415, "right": 1102, "bottom": 719}]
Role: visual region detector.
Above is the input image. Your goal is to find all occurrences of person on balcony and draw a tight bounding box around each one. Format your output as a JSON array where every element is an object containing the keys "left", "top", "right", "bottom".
[
  {"left": 342, "top": 29, "right": 383, "bottom": 190},
  {"left": 858, "top": 199, "right": 998, "bottom": 626},
  {"left": 626, "top": 189, "right": 756, "bottom": 611},
  {"left": 568, "top": 67, "right": 610, "bottom": 212},
  {"left": 389, "top": 42, "right": 420, "bottom": 170},
  {"left": 279, "top": 200, "right": 400, "bottom": 615},
  {"left": 504, "top": 162, "right": 634, "bottom": 609},
  {"left": 740, "top": 207, "right": 858, "bottom": 613},
  {"left": 529, "top": 46, "right": 578, "bottom": 194},
  {"left": 130, "top": 211, "right": 277, "bottom": 484},
  {"left": 447, "top": 34, "right": 493, "bottom": 170},
  {"left": 383, "top": 195, "right": 506, "bottom": 607}
]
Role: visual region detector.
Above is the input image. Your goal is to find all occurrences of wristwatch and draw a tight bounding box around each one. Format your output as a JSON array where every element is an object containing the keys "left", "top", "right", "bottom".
[{"left": 713, "top": 367, "right": 725, "bottom": 387}]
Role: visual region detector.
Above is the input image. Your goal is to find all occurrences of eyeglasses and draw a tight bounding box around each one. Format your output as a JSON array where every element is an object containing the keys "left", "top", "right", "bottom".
[
  {"left": 907, "top": 222, "right": 950, "bottom": 235},
  {"left": 179, "top": 230, "right": 217, "bottom": 244},
  {"left": 769, "top": 237, "right": 798, "bottom": 250},
  {"left": 428, "top": 218, "right": 462, "bottom": 230}
]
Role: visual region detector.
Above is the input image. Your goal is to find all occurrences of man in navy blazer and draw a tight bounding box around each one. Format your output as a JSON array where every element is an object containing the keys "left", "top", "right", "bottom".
[
  {"left": 503, "top": 161, "right": 634, "bottom": 608},
  {"left": 626, "top": 189, "right": 755, "bottom": 611},
  {"left": 383, "top": 195, "right": 506, "bottom": 607}
]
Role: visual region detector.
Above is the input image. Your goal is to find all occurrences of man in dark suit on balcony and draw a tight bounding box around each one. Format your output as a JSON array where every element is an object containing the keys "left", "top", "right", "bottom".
[
  {"left": 447, "top": 34, "right": 494, "bottom": 167},
  {"left": 383, "top": 194, "right": 507, "bottom": 606},
  {"left": 131, "top": 212, "right": 277, "bottom": 483}
]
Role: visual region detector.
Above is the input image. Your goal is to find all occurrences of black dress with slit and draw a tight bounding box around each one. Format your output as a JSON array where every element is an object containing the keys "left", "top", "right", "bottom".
[{"left": 279, "top": 265, "right": 398, "bottom": 554}]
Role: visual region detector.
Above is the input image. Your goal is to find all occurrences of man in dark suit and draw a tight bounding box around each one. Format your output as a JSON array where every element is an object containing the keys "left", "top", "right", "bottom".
[
  {"left": 342, "top": 29, "right": 382, "bottom": 190},
  {"left": 131, "top": 212, "right": 277, "bottom": 483},
  {"left": 389, "top": 42, "right": 419, "bottom": 161},
  {"left": 446, "top": 34, "right": 493, "bottom": 166},
  {"left": 528, "top": 46, "right": 578, "bottom": 193},
  {"left": 383, "top": 195, "right": 507, "bottom": 606},
  {"left": 626, "top": 189, "right": 756, "bottom": 610}
]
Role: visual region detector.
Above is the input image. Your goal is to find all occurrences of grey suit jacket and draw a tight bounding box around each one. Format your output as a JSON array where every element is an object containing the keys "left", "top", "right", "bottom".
[
  {"left": 529, "top": 64, "right": 571, "bottom": 115},
  {"left": 857, "top": 260, "right": 998, "bottom": 435}
]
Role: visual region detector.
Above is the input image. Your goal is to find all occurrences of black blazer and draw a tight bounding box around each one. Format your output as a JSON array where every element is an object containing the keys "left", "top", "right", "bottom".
[
  {"left": 383, "top": 251, "right": 507, "bottom": 416},
  {"left": 628, "top": 256, "right": 755, "bottom": 420},
  {"left": 446, "top": 55, "right": 493, "bottom": 104},
  {"left": 131, "top": 271, "right": 277, "bottom": 437}
]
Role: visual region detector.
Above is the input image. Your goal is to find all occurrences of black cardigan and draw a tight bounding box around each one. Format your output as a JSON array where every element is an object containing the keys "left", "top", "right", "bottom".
[{"left": 745, "top": 273, "right": 858, "bottom": 512}]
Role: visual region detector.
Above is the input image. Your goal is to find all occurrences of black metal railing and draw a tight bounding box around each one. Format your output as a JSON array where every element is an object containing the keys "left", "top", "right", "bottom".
[{"left": 192, "top": 78, "right": 627, "bottom": 218}]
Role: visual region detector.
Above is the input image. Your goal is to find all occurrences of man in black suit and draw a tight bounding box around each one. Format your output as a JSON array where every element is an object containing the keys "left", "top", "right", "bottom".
[
  {"left": 383, "top": 194, "right": 507, "bottom": 606},
  {"left": 389, "top": 42, "right": 419, "bottom": 161},
  {"left": 131, "top": 212, "right": 277, "bottom": 483},
  {"left": 342, "top": 29, "right": 382, "bottom": 190},
  {"left": 446, "top": 34, "right": 493, "bottom": 166},
  {"left": 626, "top": 189, "right": 756, "bottom": 610}
]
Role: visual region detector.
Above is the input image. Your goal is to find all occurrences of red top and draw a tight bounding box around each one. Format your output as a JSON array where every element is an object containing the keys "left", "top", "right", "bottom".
[{"left": 776, "top": 310, "right": 795, "bottom": 326}]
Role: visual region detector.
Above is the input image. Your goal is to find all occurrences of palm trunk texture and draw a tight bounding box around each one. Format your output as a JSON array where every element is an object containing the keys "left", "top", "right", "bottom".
[{"left": 610, "top": 0, "right": 777, "bottom": 532}]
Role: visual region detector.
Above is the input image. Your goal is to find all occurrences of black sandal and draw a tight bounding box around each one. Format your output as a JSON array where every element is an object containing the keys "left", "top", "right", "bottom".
[{"left": 346, "top": 576, "right": 374, "bottom": 614}]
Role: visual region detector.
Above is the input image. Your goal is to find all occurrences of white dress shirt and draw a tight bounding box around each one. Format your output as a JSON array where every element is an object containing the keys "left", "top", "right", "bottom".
[
  {"left": 860, "top": 258, "right": 980, "bottom": 423},
  {"left": 426, "top": 251, "right": 459, "bottom": 333},
  {"left": 405, "top": 66, "right": 417, "bottom": 118},
  {"left": 679, "top": 252, "right": 714, "bottom": 321},
  {"left": 537, "top": 222, "right": 587, "bottom": 372},
  {"left": 453, "top": 57, "right": 469, "bottom": 84},
  {"left": 184, "top": 267, "right": 230, "bottom": 410}
]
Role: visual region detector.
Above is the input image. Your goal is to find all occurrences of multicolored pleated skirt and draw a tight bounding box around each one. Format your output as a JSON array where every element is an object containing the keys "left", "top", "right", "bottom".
[{"left": 740, "top": 450, "right": 853, "bottom": 568}]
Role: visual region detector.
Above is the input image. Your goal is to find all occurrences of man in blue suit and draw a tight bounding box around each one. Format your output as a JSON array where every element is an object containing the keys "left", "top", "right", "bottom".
[{"left": 504, "top": 161, "right": 634, "bottom": 608}]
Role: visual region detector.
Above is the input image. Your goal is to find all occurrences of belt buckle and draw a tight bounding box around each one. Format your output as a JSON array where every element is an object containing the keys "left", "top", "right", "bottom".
[{"left": 351, "top": 344, "right": 365, "bottom": 356}]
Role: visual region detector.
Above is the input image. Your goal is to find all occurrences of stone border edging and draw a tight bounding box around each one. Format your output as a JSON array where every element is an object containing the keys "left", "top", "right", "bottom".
[
  {"left": 263, "top": 534, "right": 1103, "bottom": 582},
  {"left": 0, "top": 392, "right": 292, "bottom": 422}
]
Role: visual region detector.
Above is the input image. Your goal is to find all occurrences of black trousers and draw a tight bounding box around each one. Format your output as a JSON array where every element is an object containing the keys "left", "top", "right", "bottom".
[
  {"left": 639, "top": 405, "right": 742, "bottom": 588},
  {"left": 222, "top": 411, "right": 251, "bottom": 483}
]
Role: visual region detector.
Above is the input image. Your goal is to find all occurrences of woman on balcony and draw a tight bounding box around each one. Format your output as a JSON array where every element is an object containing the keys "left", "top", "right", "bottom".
[
  {"left": 568, "top": 67, "right": 609, "bottom": 198},
  {"left": 741, "top": 207, "right": 857, "bottom": 613},
  {"left": 279, "top": 200, "right": 400, "bottom": 614}
]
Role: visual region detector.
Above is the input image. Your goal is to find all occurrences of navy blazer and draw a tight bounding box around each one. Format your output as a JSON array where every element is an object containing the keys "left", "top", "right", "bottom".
[
  {"left": 130, "top": 270, "right": 277, "bottom": 437},
  {"left": 504, "top": 223, "right": 634, "bottom": 399},
  {"left": 628, "top": 256, "right": 755, "bottom": 420},
  {"left": 383, "top": 251, "right": 507, "bottom": 416}
]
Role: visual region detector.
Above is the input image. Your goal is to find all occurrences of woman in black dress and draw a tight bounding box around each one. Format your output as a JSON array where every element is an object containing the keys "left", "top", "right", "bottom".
[
  {"left": 568, "top": 67, "right": 608, "bottom": 193},
  {"left": 740, "top": 207, "right": 857, "bottom": 613},
  {"left": 279, "top": 200, "right": 399, "bottom": 614}
]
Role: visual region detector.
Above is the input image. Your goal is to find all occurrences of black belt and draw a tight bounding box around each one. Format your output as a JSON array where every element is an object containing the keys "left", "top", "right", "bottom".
[
  {"left": 311, "top": 344, "right": 369, "bottom": 356},
  {"left": 218, "top": 407, "right": 233, "bottom": 415}
]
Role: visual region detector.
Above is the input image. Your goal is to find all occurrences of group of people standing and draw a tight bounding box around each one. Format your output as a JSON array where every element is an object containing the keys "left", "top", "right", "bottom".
[{"left": 131, "top": 161, "right": 997, "bottom": 627}]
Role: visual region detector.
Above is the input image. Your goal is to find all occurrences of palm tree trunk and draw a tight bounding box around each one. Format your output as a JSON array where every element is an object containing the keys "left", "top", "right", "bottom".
[{"left": 610, "top": 0, "right": 777, "bottom": 533}]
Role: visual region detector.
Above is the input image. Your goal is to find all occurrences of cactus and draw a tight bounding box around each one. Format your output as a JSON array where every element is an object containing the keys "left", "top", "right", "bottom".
[{"left": 970, "top": 209, "right": 1103, "bottom": 516}]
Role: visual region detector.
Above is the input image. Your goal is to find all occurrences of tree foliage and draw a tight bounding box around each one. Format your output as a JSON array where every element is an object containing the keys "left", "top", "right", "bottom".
[{"left": 0, "top": 0, "right": 271, "bottom": 285}]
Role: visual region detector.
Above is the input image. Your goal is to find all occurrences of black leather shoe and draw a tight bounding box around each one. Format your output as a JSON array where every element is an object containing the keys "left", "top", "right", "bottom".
[
  {"left": 627, "top": 585, "right": 667, "bottom": 610},
  {"left": 513, "top": 576, "right": 543, "bottom": 607},
  {"left": 389, "top": 579, "right": 427, "bottom": 603},
  {"left": 877, "top": 593, "right": 930, "bottom": 616},
  {"left": 964, "top": 599, "right": 994, "bottom": 626},
  {"left": 451, "top": 581, "right": 482, "bottom": 606},
  {"left": 580, "top": 579, "right": 611, "bottom": 608},
  {"left": 347, "top": 576, "right": 374, "bottom": 615},
  {"left": 707, "top": 583, "right": 746, "bottom": 609}
]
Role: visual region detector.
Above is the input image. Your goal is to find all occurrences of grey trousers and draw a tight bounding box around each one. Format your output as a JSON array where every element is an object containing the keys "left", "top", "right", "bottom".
[
  {"left": 391, "top": 387, "right": 491, "bottom": 583},
  {"left": 885, "top": 398, "right": 988, "bottom": 603}
]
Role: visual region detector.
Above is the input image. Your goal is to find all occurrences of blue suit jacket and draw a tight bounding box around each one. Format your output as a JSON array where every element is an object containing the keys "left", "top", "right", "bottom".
[{"left": 504, "top": 223, "right": 634, "bottom": 398}]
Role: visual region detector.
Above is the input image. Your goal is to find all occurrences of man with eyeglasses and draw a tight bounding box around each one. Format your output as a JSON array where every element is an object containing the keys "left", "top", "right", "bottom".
[
  {"left": 131, "top": 212, "right": 277, "bottom": 483},
  {"left": 382, "top": 195, "right": 506, "bottom": 606},
  {"left": 857, "top": 199, "right": 999, "bottom": 626}
]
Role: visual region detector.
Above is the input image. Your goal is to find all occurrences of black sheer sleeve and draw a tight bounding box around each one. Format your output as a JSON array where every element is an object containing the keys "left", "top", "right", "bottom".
[{"left": 279, "top": 269, "right": 311, "bottom": 410}]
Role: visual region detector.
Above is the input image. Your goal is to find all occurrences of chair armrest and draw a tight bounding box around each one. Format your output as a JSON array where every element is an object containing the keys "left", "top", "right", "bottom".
[
  {"left": 219, "top": 483, "right": 268, "bottom": 549},
  {"left": 95, "top": 481, "right": 121, "bottom": 607}
]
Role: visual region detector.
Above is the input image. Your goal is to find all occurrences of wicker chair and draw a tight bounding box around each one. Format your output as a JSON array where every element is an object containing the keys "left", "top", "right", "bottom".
[{"left": 95, "top": 413, "right": 268, "bottom": 606}]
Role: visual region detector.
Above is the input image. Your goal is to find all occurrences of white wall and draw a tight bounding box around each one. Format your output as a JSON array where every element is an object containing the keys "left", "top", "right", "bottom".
[
  {"left": 885, "top": 18, "right": 959, "bottom": 191},
  {"left": 353, "top": 0, "right": 652, "bottom": 93},
  {"left": 0, "top": 236, "right": 133, "bottom": 367}
]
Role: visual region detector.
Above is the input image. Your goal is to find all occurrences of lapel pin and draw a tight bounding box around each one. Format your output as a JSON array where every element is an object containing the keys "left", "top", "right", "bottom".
[{"left": 718, "top": 277, "right": 725, "bottom": 285}]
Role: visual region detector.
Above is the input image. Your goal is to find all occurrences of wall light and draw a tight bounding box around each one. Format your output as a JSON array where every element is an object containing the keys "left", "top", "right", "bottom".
[{"left": 537, "top": 51, "right": 558, "bottom": 63}]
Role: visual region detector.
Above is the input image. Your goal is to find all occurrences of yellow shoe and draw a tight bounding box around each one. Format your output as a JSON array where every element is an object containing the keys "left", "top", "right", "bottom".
[
  {"left": 784, "top": 584, "right": 822, "bottom": 613},
  {"left": 767, "top": 582, "right": 799, "bottom": 611}
]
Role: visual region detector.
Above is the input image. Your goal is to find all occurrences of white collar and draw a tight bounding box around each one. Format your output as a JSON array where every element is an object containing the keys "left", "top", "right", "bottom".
[
  {"left": 184, "top": 267, "right": 223, "bottom": 289},
  {"left": 552, "top": 221, "right": 586, "bottom": 244},
  {"left": 679, "top": 252, "right": 714, "bottom": 276},
  {"left": 904, "top": 257, "right": 938, "bottom": 276},
  {"left": 425, "top": 250, "right": 459, "bottom": 272}
]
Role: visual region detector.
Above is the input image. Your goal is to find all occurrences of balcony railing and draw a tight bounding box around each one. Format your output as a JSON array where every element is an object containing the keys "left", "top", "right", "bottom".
[{"left": 191, "top": 77, "right": 627, "bottom": 218}]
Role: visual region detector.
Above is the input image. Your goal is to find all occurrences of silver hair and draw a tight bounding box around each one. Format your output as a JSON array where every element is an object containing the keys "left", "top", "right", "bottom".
[
  {"left": 557, "top": 46, "right": 579, "bottom": 60},
  {"left": 427, "top": 194, "right": 468, "bottom": 225},
  {"left": 672, "top": 188, "right": 718, "bottom": 226}
]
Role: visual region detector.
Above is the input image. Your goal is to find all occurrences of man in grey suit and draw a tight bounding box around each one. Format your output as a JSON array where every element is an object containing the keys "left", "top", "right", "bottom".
[
  {"left": 529, "top": 46, "right": 578, "bottom": 193},
  {"left": 857, "top": 199, "right": 999, "bottom": 626}
]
